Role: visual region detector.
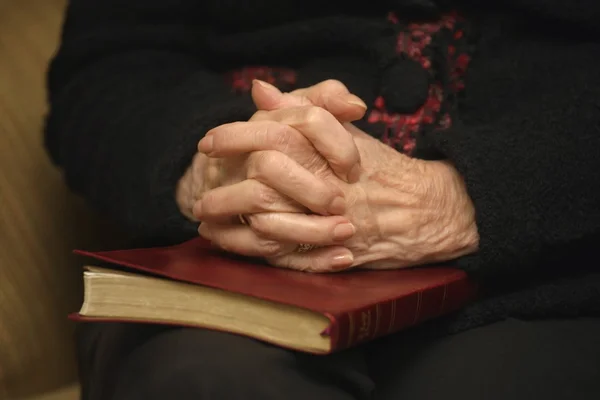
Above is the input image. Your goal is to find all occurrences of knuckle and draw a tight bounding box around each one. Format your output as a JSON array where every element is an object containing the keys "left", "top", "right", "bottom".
[
  {"left": 258, "top": 239, "right": 283, "bottom": 257},
  {"left": 304, "top": 106, "right": 331, "bottom": 125},
  {"left": 335, "top": 142, "right": 359, "bottom": 168},
  {"left": 321, "top": 79, "right": 348, "bottom": 93},
  {"left": 254, "top": 185, "right": 281, "bottom": 209},
  {"left": 262, "top": 151, "right": 285, "bottom": 173}
]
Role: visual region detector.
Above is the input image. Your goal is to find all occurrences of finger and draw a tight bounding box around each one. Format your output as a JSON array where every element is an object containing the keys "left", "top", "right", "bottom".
[
  {"left": 193, "top": 179, "right": 305, "bottom": 223},
  {"left": 289, "top": 79, "right": 350, "bottom": 97},
  {"left": 199, "top": 120, "right": 310, "bottom": 157},
  {"left": 251, "top": 106, "right": 362, "bottom": 183},
  {"left": 251, "top": 79, "right": 366, "bottom": 122},
  {"left": 199, "top": 223, "right": 295, "bottom": 258},
  {"left": 291, "top": 80, "right": 367, "bottom": 122},
  {"left": 268, "top": 246, "right": 355, "bottom": 273},
  {"left": 250, "top": 79, "right": 311, "bottom": 110},
  {"left": 246, "top": 150, "right": 346, "bottom": 215},
  {"left": 245, "top": 212, "right": 356, "bottom": 245}
]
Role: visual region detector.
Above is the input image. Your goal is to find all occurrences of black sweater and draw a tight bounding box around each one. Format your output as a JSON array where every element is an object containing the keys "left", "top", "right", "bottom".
[{"left": 45, "top": 0, "right": 600, "bottom": 334}]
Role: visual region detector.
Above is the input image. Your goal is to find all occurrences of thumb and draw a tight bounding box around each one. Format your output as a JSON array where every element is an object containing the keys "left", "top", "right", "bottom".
[{"left": 253, "top": 79, "right": 367, "bottom": 123}]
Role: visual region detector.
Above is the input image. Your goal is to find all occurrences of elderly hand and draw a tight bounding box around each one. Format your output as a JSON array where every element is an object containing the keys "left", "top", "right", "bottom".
[
  {"left": 177, "top": 80, "right": 365, "bottom": 219},
  {"left": 177, "top": 80, "right": 368, "bottom": 269},
  {"left": 197, "top": 90, "right": 480, "bottom": 271},
  {"left": 334, "top": 125, "right": 479, "bottom": 269}
]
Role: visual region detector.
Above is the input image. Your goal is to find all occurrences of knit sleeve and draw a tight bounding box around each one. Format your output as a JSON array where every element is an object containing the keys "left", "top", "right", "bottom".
[
  {"left": 44, "top": 0, "right": 255, "bottom": 243},
  {"left": 414, "top": 27, "right": 600, "bottom": 281}
]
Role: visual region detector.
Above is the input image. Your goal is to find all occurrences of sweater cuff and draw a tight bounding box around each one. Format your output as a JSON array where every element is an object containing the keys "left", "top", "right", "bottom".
[{"left": 414, "top": 125, "right": 543, "bottom": 281}]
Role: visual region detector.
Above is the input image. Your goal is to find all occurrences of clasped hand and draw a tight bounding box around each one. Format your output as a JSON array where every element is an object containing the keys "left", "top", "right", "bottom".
[{"left": 177, "top": 80, "right": 479, "bottom": 272}]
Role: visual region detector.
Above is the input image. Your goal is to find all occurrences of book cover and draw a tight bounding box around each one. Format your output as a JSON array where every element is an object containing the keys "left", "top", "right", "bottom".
[{"left": 73, "top": 238, "right": 478, "bottom": 353}]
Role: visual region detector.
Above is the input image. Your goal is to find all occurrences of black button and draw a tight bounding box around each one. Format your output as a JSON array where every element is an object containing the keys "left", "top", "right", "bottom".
[{"left": 380, "top": 57, "right": 429, "bottom": 114}]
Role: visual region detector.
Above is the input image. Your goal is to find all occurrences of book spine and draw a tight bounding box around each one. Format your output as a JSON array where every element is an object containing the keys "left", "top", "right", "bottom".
[{"left": 329, "top": 277, "right": 478, "bottom": 351}]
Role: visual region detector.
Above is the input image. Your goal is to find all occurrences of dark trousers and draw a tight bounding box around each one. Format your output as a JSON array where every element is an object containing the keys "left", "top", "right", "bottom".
[{"left": 77, "top": 318, "right": 600, "bottom": 400}]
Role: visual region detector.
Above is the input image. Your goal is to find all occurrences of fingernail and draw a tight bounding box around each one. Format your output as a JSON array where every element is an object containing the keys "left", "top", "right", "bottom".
[
  {"left": 253, "top": 79, "right": 281, "bottom": 95},
  {"left": 330, "top": 252, "right": 354, "bottom": 271},
  {"left": 345, "top": 95, "right": 367, "bottom": 109},
  {"left": 198, "top": 135, "right": 213, "bottom": 153},
  {"left": 332, "top": 222, "right": 355, "bottom": 241},
  {"left": 328, "top": 196, "right": 346, "bottom": 215}
]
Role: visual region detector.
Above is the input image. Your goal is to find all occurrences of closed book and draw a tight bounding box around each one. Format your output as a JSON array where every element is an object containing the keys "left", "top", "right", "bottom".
[{"left": 73, "top": 238, "right": 478, "bottom": 354}]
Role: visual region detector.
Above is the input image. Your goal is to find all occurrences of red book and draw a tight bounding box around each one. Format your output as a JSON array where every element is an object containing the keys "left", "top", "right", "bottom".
[{"left": 73, "top": 238, "right": 478, "bottom": 354}]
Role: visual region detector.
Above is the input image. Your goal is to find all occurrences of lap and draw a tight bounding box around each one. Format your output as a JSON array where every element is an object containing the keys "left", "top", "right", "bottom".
[
  {"left": 77, "top": 318, "right": 600, "bottom": 400},
  {"left": 77, "top": 322, "right": 373, "bottom": 400},
  {"left": 370, "top": 317, "right": 600, "bottom": 400}
]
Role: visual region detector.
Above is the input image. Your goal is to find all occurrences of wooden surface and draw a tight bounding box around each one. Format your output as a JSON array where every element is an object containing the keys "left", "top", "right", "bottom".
[{"left": 0, "top": 0, "right": 124, "bottom": 398}]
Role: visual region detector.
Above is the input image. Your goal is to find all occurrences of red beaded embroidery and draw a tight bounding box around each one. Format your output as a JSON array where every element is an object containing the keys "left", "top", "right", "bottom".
[
  {"left": 226, "top": 66, "right": 297, "bottom": 93},
  {"left": 368, "top": 11, "right": 470, "bottom": 155},
  {"left": 224, "top": 12, "right": 471, "bottom": 156}
]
